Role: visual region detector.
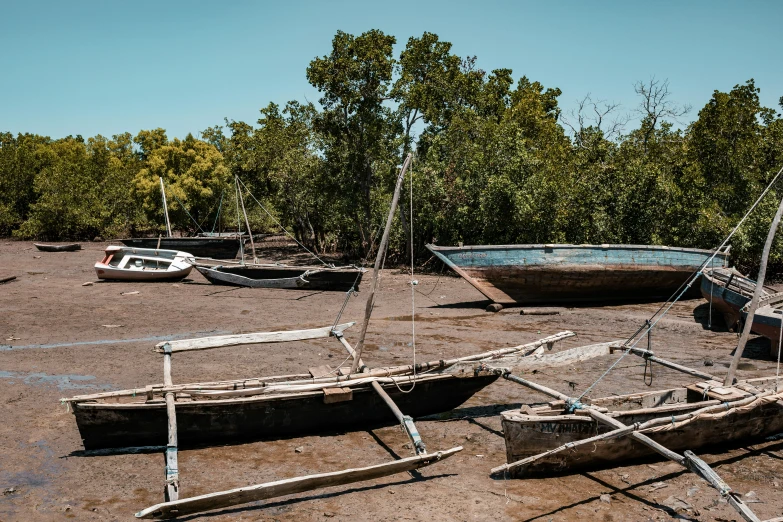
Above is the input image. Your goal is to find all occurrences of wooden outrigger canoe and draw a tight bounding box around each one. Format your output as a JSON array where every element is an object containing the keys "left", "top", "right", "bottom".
[
  {"left": 427, "top": 243, "right": 730, "bottom": 305},
  {"left": 62, "top": 155, "right": 616, "bottom": 520},
  {"left": 496, "top": 375, "right": 783, "bottom": 477},
  {"left": 194, "top": 264, "right": 365, "bottom": 291},
  {"left": 63, "top": 327, "right": 580, "bottom": 450}
]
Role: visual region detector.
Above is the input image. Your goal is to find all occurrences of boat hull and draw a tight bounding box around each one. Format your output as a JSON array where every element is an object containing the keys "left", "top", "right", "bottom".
[
  {"left": 34, "top": 243, "right": 81, "bottom": 252},
  {"left": 427, "top": 244, "right": 730, "bottom": 304},
  {"left": 95, "top": 265, "right": 192, "bottom": 281},
  {"left": 120, "top": 238, "right": 240, "bottom": 259},
  {"left": 195, "top": 265, "right": 364, "bottom": 291},
  {"left": 73, "top": 374, "right": 498, "bottom": 449},
  {"left": 500, "top": 379, "right": 783, "bottom": 477}
]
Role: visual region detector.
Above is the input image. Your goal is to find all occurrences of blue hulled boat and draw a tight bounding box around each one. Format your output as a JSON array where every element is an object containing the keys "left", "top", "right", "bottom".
[{"left": 427, "top": 243, "right": 730, "bottom": 305}]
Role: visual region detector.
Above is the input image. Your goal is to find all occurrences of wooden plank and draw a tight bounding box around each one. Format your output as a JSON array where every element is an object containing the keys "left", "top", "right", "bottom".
[
  {"left": 162, "top": 350, "right": 178, "bottom": 501},
  {"left": 308, "top": 366, "right": 333, "bottom": 378},
  {"left": 323, "top": 387, "right": 352, "bottom": 404},
  {"left": 447, "top": 340, "right": 620, "bottom": 373},
  {"left": 135, "top": 446, "right": 461, "bottom": 519},
  {"left": 154, "top": 322, "right": 355, "bottom": 353}
]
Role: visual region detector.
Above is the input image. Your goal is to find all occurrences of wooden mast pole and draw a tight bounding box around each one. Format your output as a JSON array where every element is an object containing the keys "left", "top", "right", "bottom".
[
  {"left": 236, "top": 176, "right": 257, "bottom": 264},
  {"left": 159, "top": 177, "right": 172, "bottom": 238},
  {"left": 350, "top": 153, "right": 412, "bottom": 374},
  {"left": 724, "top": 194, "right": 783, "bottom": 386}
]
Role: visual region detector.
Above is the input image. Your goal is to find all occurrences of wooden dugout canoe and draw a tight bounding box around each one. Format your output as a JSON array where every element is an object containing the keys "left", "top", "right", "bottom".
[
  {"left": 195, "top": 264, "right": 365, "bottom": 291},
  {"left": 63, "top": 329, "right": 581, "bottom": 451},
  {"left": 34, "top": 243, "right": 81, "bottom": 252},
  {"left": 70, "top": 372, "right": 497, "bottom": 450},
  {"left": 499, "top": 376, "right": 783, "bottom": 477},
  {"left": 427, "top": 243, "right": 730, "bottom": 305}
]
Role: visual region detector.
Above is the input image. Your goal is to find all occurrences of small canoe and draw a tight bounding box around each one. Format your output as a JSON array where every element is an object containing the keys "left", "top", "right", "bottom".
[
  {"left": 120, "top": 237, "right": 241, "bottom": 259},
  {"left": 499, "top": 376, "right": 783, "bottom": 477},
  {"left": 195, "top": 264, "right": 365, "bottom": 291},
  {"left": 427, "top": 244, "right": 730, "bottom": 305},
  {"left": 94, "top": 246, "right": 194, "bottom": 281},
  {"left": 34, "top": 243, "right": 81, "bottom": 252}
]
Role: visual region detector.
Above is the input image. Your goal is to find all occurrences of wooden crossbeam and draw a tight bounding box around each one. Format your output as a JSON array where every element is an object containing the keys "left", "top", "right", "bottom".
[
  {"left": 371, "top": 381, "right": 426, "bottom": 454},
  {"left": 162, "top": 346, "right": 178, "bottom": 502},
  {"left": 154, "top": 323, "right": 355, "bottom": 353}
]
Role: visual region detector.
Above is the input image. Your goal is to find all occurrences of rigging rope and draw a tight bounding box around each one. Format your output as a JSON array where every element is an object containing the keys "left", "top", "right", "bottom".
[
  {"left": 575, "top": 163, "right": 783, "bottom": 403},
  {"left": 210, "top": 190, "right": 225, "bottom": 233},
  {"left": 234, "top": 176, "right": 330, "bottom": 267}
]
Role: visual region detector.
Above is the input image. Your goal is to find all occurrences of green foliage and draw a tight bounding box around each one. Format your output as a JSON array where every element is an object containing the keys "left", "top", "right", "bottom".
[
  {"left": 1, "top": 30, "right": 782, "bottom": 273},
  {"left": 132, "top": 130, "right": 231, "bottom": 234}
]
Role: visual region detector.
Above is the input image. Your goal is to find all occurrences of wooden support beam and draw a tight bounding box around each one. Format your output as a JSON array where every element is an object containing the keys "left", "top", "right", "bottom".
[
  {"left": 135, "top": 446, "right": 462, "bottom": 519},
  {"left": 332, "top": 330, "right": 366, "bottom": 372},
  {"left": 162, "top": 346, "right": 178, "bottom": 502},
  {"left": 502, "top": 373, "right": 572, "bottom": 402},
  {"left": 370, "top": 380, "right": 426, "bottom": 455},
  {"left": 684, "top": 451, "right": 761, "bottom": 522},
  {"left": 611, "top": 345, "right": 716, "bottom": 381},
  {"left": 154, "top": 323, "right": 355, "bottom": 353}
]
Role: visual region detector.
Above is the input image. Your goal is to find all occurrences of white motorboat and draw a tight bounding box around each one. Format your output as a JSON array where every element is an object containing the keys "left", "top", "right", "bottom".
[{"left": 94, "top": 246, "right": 194, "bottom": 281}]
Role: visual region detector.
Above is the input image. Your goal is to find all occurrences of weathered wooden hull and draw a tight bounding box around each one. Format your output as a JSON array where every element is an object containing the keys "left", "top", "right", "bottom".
[
  {"left": 427, "top": 244, "right": 730, "bottom": 304},
  {"left": 745, "top": 306, "right": 782, "bottom": 348},
  {"left": 34, "top": 243, "right": 81, "bottom": 252},
  {"left": 500, "top": 378, "right": 783, "bottom": 477},
  {"left": 700, "top": 268, "right": 758, "bottom": 329},
  {"left": 120, "top": 237, "right": 240, "bottom": 259},
  {"left": 73, "top": 374, "right": 498, "bottom": 449},
  {"left": 195, "top": 265, "right": 364, "bottom": 291}
]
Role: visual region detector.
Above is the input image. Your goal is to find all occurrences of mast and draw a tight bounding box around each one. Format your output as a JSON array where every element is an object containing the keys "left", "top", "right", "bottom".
[
  {"left": 160, "top": 177, "right": 172, "bottom": 237},
  {"left": 236, "top": 176, "right": 257, "bottom": 264},
  {"left": 350, "top": 153, "right": 413, "bottom": 374},
  {"left": 234, "top": 177, "right": 245, "bottom": 264},
  {"left": 724, "top": 194, "right": 783, "bottom": 386}
]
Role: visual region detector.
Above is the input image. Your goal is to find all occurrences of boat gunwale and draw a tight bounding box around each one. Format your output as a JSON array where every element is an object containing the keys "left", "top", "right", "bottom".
[
  {"left": 71, "top": 373, "right": 458, "bottom": 409},
  {"left": 426, "top": 243, "right": 731, "bottom": 256}
]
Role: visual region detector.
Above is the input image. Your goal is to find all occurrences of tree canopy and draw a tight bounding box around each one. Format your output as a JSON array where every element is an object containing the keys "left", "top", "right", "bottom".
[{"left": 2, "top": 30, "right": 782, "bottom": 272}]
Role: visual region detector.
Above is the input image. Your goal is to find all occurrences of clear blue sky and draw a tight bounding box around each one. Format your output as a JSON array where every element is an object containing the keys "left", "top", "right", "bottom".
[{"left": 1, "top": 0, "right": 781, "bottom": 140}]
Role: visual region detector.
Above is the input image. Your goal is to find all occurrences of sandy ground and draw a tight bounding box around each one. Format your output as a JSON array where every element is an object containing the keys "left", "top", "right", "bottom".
[{"left": 1, "top": 239, "right": 782, "bottom": 522}]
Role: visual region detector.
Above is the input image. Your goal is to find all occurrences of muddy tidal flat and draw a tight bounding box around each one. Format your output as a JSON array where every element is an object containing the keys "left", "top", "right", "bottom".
[{"left": 1, "top": 240, "right": 782, "bottom": 521}]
